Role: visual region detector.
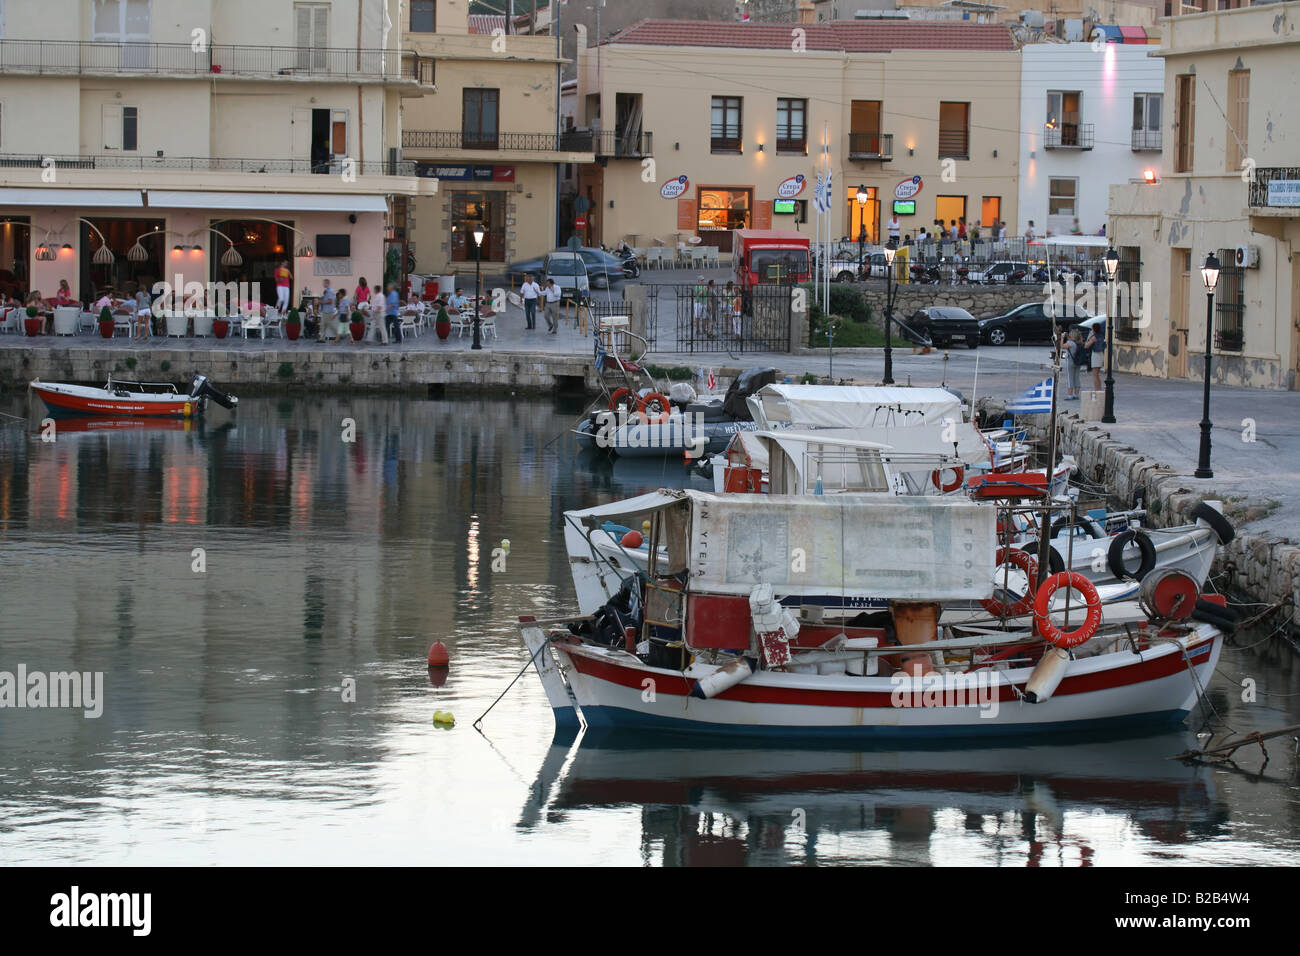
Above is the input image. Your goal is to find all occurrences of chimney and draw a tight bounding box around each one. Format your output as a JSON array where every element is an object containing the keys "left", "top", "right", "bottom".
[{"left": 797, "top": 0, "right": 816, "bottom": 24}]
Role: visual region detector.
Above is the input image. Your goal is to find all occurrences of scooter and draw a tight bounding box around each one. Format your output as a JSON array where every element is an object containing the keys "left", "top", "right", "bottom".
[
  {"left": 611, "top": 245, "right": 641, "bottom": 279},
  {"left": 909, "top": 263, "right": 942, "bottom": 285}
]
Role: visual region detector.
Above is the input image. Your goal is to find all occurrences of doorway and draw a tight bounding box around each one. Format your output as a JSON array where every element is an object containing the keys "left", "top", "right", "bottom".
[
  {"left": 846, "top": 187, "right": 879, "bottom": 244},
  {"left": 210, "top": 219, "right": 294, "bottom": 307},
  {"left": 79, "top": 218, "right": 165, "bottom": 300},
  {"left": 935, "top": 195, "right": 967, "bottom": 235},
  {"left": 1168, "top": 248, "right": 1190, "bottom": 379},
  {"left": 0, "top": 217, "right": 31, "bottom": 297}
]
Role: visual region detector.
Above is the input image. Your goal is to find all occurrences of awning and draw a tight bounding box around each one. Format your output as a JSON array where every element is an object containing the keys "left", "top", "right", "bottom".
[
  {"left": 565, "top": 490, "right": 687, "bottom": 528},
  {"left": 0, "top": 187, "right": 143, "bottom": 208},
  {"left": 1093, "top": 24, "right": 1123, "bottom": 43},
  {"left": 147, "top": 191, "right": 388, "bottom": 213},
  {"left": 749, "top": 385, "right": 963, "bottom": 430},
  {"left": 1119, "top": 26, "right": 1147, "bottom": 43}
]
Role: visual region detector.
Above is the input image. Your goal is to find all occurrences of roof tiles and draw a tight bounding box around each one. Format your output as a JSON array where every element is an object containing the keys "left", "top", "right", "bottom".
[{"left": 605, "top": 18, "right": 1016, "bottom": 53}]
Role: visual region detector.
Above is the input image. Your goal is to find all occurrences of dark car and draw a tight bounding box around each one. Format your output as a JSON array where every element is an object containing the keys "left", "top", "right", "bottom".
[
  {"left": 978, "top": 302, "right": 1092, "bottom": 346},
  {"left": 507, "top": 247, "right": 626, "bottom": 288},
  {"left": 912, "top": 306, "right": 981, "bottom": 349}
]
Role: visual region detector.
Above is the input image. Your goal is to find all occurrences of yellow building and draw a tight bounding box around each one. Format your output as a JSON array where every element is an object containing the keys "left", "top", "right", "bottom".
[
  {"left": 401, "top": 1, "right": 594, "bottom": 276},
  {"left": 571, "top": 19, "right": 1022, "bottom": 254},
  {"left": 1108, "top": 3, "right": 1300, "bottom": 389},
  {"left": 0, "top": 0, "right": 433, "bottom": 308}
]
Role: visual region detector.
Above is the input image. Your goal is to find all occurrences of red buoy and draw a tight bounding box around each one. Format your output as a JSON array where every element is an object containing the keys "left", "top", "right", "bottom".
[
  {"left": 427, "top": 640, "right": 450, "bottom": 667},
  {"left": 620, "top": 530, "right": 643, "bottom": 548}
]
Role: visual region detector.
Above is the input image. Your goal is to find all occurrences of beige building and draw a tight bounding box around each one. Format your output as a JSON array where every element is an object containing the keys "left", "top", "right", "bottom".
[
  {"left": 1108, "top": 3, "right": 1300, "bottom": 390},
  {"left": 400, "top": 1, "right": 592, "bottom": 276},
  {"left": 571, "top": 19, "right": 1022, "bottom": 254},
  {"left": 0, "top": 0, "right": 432, "bottom": 309}
]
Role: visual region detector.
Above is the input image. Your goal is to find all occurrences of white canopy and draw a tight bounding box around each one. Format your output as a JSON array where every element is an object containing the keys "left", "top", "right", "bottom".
[
  {"left": 565, "top": 490, "right": 686, "bottom": 528},
  {"left": 749, "top": 385, "right": 963, "bottom": 431},
  {"left": 147, "top": 190, "right": 389, "bottom": 213},
  {"left": 0, "top": 188, "right": 142, "bottom": 207}
]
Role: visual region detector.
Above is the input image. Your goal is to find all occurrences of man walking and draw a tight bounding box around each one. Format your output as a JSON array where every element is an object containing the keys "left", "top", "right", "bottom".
[
  {"left": 542, "top": 278, "right": 561, "bottom": 333},
  {"left": 520, "top": 272, "right": 541, "bottom": 330},
  {"left": 385, "top": 281, "right": 402, "bottom": 344}
]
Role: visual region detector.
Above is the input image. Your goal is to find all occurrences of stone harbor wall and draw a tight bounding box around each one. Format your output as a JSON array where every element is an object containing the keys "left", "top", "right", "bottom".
[{"left": 855, "top": 284, "right": 1049, "bottom": 321}]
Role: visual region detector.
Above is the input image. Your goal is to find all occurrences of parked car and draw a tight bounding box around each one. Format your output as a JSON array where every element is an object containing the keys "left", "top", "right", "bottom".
[
  {"left": 910, "top": 306, "right": 980, "bottom": 349},
  {"left": 509, "top": 247, "right": 625, "bottom": 289},
  {"left": 978, "top": 302, "right": 1093, "bottom": 346},
  {"left": 968, "top": 260, "right": 1032, "bottom": 285},
  {"left": 543, "top": 251, "right": 590, "bottom": 301}
]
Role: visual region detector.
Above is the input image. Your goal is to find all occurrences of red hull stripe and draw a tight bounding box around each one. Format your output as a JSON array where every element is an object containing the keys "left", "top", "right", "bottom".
[
  {"left": 566, "top": 641, "right": 1213, "bottom": 708},
  {"left": 34, "top": 387, "right": 191, "bottom": 417}
]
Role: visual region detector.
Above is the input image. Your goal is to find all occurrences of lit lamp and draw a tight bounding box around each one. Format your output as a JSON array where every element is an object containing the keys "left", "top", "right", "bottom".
[
  {"left": 1101, "top": 246, "right": 1120, "bottom": 423},
  {"left": 856, "top": 184, "right": 869, "bottom": 276},
  {"left": 471, "top": 222, "right": 486, "bottom": 351},
  {"left": 883, "top": 241, "right": 898, "bottom": 385},
  {"left": 1195, "top": 252, "right": 1221, "bottom": 479}
]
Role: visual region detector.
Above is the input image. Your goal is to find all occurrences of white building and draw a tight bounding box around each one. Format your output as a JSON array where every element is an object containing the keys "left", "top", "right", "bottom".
[{"left": 1017, "top": 41, "right": 1164, "bottom": 237}]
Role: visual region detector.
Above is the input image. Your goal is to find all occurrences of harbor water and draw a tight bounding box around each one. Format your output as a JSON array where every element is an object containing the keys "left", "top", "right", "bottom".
[{"left": 0, "top": 393, "right": 1297, "bottom": 866}]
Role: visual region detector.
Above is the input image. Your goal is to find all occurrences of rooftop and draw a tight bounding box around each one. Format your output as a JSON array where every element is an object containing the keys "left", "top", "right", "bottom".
[{"left": 604, "top": 18, "right": 1016, "bottom": 52}]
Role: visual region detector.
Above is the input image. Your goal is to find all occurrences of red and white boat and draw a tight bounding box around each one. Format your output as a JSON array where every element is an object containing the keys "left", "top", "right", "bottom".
[
  {"left": 522, "top": 490, "right": 1228, "bottom": 741},
  {"left": 30, "top": 374, "right": 238, "bottom": 418}
]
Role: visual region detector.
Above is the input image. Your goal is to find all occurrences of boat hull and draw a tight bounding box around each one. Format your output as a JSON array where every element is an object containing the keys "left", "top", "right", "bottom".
[{"left": 31, "top": 381, "right": 197, "bottom": 418}]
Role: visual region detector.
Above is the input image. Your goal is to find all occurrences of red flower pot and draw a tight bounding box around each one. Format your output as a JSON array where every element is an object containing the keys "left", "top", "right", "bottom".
[
  {"left": 99, "top": 320, "right": 115, "bottom": 339},
  {"left": 350, "top": 322, "right": 365, "bottom": 342},
  {"left": 286, "top": 322, "right": 301, "bottom": 341},
  {"left": 25, "top": 318, "right": 43, "bottom": 336},
  {"left": 212, "top": 319, "right": 230, "bottom": 339},
  {"left": 436, "top": 321, "right": 451, "bottom": 340}
]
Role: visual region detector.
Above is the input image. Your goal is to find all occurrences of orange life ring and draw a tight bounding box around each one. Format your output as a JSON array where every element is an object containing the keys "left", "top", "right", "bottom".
[
  {"left": 980, "top": 547, "right": 1038, "bottom": 618},
  {"left": 931, "top": 465, "right": 965, "bottom": 493},
  {"left": 637, "top": 391, "right": 672, "bottom": 425},
  {"left": 1033, "top": 571, "right": 1102, "bottom": 649},
  {"left": 608, "top": 387, "right": 634, "bottom": 411}
]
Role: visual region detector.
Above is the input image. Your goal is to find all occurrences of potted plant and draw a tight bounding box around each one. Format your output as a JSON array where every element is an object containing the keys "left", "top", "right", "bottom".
[
  {"left": 98, "top": 305, "right": 114, "bottom": 338},
  {"left": 24, "top": 305, "right": 44, "bottom": 337},
  {"left": 285, "top": 307, "right": 302, "bottom": 341},
  {"left": 349, "top": 309, "right": 365, "bottom": 342},
  {"left": 212, "top": 305, "right": 230, "bottom": 339},
  {"left": 435, "top": 305, "right": 451, "bottom": 340}
]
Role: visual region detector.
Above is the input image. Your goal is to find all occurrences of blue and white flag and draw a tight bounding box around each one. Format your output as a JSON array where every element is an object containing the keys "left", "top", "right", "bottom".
[
  {"left": 1006, "top": 377, "right": 1053, "bottom": 414},
  {"left": 813, "top": 171, "right": 826, "bottom": 213}
]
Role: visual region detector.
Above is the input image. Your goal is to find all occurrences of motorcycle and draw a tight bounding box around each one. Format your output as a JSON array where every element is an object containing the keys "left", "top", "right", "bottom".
[
  {"left": 611, "top": 244, "right": 641, "bottom": 279},
  {"left": 909, "top": 263, "right": 942, "bottom": 285}
]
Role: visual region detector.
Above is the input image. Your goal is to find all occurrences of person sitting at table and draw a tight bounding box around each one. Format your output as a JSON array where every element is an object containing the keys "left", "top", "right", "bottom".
[
  {"left": 448, "top": 288, "right": 472, "bottom": 314},
  {"left": 26, "top": 290, "right": 51, "bottom": 332},
  {"left": 54, "top": 279, "right": 75, "bottom": 307}
]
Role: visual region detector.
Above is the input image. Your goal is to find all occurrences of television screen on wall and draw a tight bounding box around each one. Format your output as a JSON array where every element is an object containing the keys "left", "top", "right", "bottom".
[
  {"left": 893, "top": 201, "right": 916, "bottom": 216},
  {"left": 316, "top": 234, "right": 351, "bottom": 257},
  {"left": 773, "top": 199, "right": 797, "bottom": 214}
]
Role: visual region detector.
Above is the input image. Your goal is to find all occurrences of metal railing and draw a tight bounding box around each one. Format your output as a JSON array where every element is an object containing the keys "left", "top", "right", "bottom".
[
  {"left": 1248, "top": 166, "right": 1300, "bottom": 208},
  {"left": 848, "top": 132, "right": 893, "bottom": 161},
  {"left": 593, "top": 129, "right": 653, "bottom": 158},
  {"left": 810, "top": 237, "right": 1113, "bottom": 287},
  {"left": 403, "top": 130, "right": 592, "bottom": 153},
  {"left": 1044, "top": 124, "right": 1095, "bottom": 150},
  {"left": 938, "top": 129, "right": 968, "bottom": 159},
  {"left": 1131, "top": 128, "right": 1162, "bottom": 151},
  {"left": 0, "top": 152, "right": 415, "bottom": 176},
  {"left": 0, "top": 39, "right": 430, "bottom": 82}
]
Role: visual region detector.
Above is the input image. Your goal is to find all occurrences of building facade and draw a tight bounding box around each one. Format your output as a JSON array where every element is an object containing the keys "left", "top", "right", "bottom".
[
  {"left": 572, "top": 19, "right": 1022, "bottom": 253},
  {"left": 1017, "top": 41, "right": 1165, "bottom": 237},
  {"left": 1108, "top": 3, "right": 1300, "bottom": 390},
  {"left": 0, "top": 0, "right": 431, "bottom": 308}
]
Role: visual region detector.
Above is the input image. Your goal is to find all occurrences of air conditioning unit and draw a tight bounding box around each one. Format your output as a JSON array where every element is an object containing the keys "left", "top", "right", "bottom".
[{"left": 1235, "top": 244, "right": 1261, "bottom": 268}]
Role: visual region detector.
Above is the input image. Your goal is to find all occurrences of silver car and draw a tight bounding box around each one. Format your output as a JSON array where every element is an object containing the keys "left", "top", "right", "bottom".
[{"left": 544, "top": 251, "right": 591, "bottom": 301}]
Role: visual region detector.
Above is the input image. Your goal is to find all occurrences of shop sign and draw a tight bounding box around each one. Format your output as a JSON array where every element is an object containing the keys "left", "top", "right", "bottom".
[
  {"left": 660, "top": 175, "right": 690, "bottom": 200},
  {"left": 776, "top": 174, "right": 806, "bottom": 198},
  {"left": 894, "top": 176, "right": 923, "bottom": 200},
  {"left": 416, "top": 163, "right": 515, "bottom": 182}
]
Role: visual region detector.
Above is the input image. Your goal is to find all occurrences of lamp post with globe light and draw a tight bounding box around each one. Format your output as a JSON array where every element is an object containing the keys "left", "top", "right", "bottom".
[
  {"left": 471, "top": 222, "right": 485, "bottom": 351},
  {"left": 1195, "top": 252, "right": 1221, "bottom": 478},
  {"left": 882, "top": 241, "right": 897, "bottom": 385},
  {"left": 1101, "top": 246, "right": 1120, "bottom": 423}
]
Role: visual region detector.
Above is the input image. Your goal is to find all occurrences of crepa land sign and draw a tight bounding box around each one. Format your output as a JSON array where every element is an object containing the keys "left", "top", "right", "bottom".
[
  {"left": 661, "top": 175, "right": 689, "bottom": 200},
  {"left": 894, "top": 176, "right": 923, "bottom": 200}
]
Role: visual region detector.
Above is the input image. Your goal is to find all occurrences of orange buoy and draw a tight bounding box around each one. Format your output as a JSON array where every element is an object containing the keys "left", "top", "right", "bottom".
[
  {"left": 427, "top": 640, "right": 450, "bottom": 667},
  {"left": 620, "top": 530, "right": 644, "bottom": 548}
]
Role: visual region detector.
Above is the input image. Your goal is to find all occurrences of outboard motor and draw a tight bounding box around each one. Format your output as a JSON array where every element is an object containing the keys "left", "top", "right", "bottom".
[{"left": 189, "top": 374, "right": 239, "bottom": 411}]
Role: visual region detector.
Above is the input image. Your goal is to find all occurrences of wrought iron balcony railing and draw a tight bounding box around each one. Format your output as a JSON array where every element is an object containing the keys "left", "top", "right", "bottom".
[
  {"left": 0, "top": 153, "right": 416, "bottom": 176},
  {"left": 1044, "top": 124, "right": 1096, "bottom": 150},
  {"left": 403, "top": 130, "right": 596, "bottom": 153},
  {"left": 0, "top": 38, "right": 431, "bottom": 82},
  {"left": 1131, "top": 128, "right": 1162, "bottom": 151},
  {"left": 596, "top": 129, "right": 652, "bottom": 158},
  {"left": 1248, "top": 166, "right": 1300, "bottom": 208},
  {"left": 848, "top": 132, "right": 893, "bottom": 161}
]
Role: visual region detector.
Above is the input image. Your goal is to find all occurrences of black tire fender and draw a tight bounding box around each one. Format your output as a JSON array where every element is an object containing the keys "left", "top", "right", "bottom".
[
  {"left": 1107, "top": 529, "right": 1157, "bottom": 581},
  {"left": 1019, "top": 540, "right": 1064, "bottom": 575},
  {"left": 1051, "top": 516, "right": 1106, "bottom": 540},
  {"left": 1189, "top": 502, "right": 1235, "bottom": 545}
]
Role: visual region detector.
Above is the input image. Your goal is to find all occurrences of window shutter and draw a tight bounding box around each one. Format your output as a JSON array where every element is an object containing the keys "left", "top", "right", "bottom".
[
  {"left": 312, "top": 6, "right": 328, "bottom": 48},
  {"left": 102, "top": 104, "right": 123, "bottom": 149},
  {"left": 295, "top": 6, "right": 311, "bottom": 48}
]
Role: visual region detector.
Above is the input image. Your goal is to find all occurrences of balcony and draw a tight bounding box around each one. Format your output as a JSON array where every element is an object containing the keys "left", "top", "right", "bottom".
[
  {"left": 402, "top": 130, "right": 598, "bottom": 159},
  {"left": 1044, "top": 124, "right": 1095, "bottom": 150},
  {"left": 848, "top": 132, "right": 893, "bottom": 161},
  {"left": 0, "top": 39, "right": 431, "bottom": 83},
  {"left": 1131, "top": 128, "right": 1162, "bottom": 151},
  {"left": 1248, "top": 166, "right": 1300, "bottom": 209},
  {"left": 0, "top": 153, "right": 416, "bottom": 176},
  {"left": 938, "top": 130, "right": 968, "bottom": 160},
  {"left": 593, "top": 129, "right": 653, "bottom": 159}
]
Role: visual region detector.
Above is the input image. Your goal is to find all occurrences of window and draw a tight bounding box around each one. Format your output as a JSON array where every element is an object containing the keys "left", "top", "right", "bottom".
[
  {"left": 93, "top": 0, "right": 151, "bottom": 68},
  {"left": 846, "top": 186, "right": 878, "bottom": 243},
  {"left": 1049, "top": 178, "right": 1077, "bottom": 217},
  {"left": 295, "top": 4, "right": 329, "bottom": 71},
  {"left": 1114, "top": 246, "right": 1143, "bottom": 341},
  {"left": 935, "top": 196, "right": 966, "bottom": 235},
  {"left": 711, "top": 96, "right": 743, "bottom": 153},
  {"left": 1046, "top": 91, "right": 1082, "bottom": 146},
  {"left": 1132, "top": 93, "right": 1162, "bottom": 150},
  {"left": 938, "top": 102, "right": 969, "bottom": 159},
  {"left": 776, "top": 98, "right": 806, "bottom": 153},
  {"left": 1174, "top": 74, "right": 1195, "bottom": 173},
  {"left": 1215, "top": 247, "right": 1244, "bottom": 351},
  {"left": 1227, "top": 69, "right": 1249, "bottom": 173},
  {"left": 450, "top": 192, "right": 505, "bottom": 262},
  {"left": 411, "top": 0, "right": 436, "bottom": 32},
  {"left": 849, "top": 100, "right": 883, "bottom": 157},
  {"left": 102, "top": 104, "right": 137, "bottom": 151},
  {"left": 123, "top": 106, "right": 137, "bottom": 151},
  {"left": 980, "top": 196, "right": 1000, "bottom": 229},
  {"left": 462, "top": 88, "right": 500, "bottom": 149},
  {"left": 697, "top": 187, "right": 751, "bottom": 232}
]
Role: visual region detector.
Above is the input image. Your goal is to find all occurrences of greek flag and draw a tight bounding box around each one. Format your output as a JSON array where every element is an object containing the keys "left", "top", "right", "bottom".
[
  {"left": 1006, "top": 377, "right": 1053, "bottom": 414},
  {"left": 813, "top": 172, "right": 825, "bottom": 213}
]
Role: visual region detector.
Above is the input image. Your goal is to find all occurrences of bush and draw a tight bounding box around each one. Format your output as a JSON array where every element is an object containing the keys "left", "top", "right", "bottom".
[
  {"left": 287, "top": 308, "right": 300, "bottom": 325},
  {"left": 800, "top": 372, "right": 820, "bottom": 385},
  {"left": 160, "top": 361, "right": 171, "bottom": 372},
  {"left": 804, "top": 284, "right": 872, "bottom": 324},
  {"left": 125, "top": 358, "right": 137, "bottom": 370},
  {"left": 98, "top": 305, "right": 112, "bottom": 323},
  {"left": 667, "top": 366, "right": 694, "bottom": 380},
  {"left": 277, "top": 362, "right": 294, "bottom": 379},
  {"left": 351, "top": 310, "right": 364, "bottom": 324}
]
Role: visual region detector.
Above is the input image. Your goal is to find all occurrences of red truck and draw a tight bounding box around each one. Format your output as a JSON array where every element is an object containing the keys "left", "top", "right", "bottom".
[{"left": 731, "top": 229, "right": 811, "bottom": 295}]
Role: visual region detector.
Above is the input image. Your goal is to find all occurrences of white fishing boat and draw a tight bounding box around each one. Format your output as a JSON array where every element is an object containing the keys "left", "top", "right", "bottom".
[{"left": 526, "top": 490, "right": 1227, "bottom": 740}]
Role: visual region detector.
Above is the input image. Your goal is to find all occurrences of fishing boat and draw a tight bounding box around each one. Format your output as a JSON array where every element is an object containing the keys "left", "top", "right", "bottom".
[
  {"left": 523, "top": 490, "right": 1227, "bottom": 740},
  {"left": 29, "top": 374, "right": 238, "bottom": 418}
]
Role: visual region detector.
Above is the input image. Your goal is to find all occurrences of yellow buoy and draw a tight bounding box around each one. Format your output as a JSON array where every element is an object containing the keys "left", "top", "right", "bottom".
[{"left": 432, "top": 710, "right": 455, "bottom": 727}]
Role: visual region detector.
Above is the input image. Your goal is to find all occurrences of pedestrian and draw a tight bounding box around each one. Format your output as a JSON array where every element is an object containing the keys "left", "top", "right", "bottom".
[
  {"left": 887, "top": 214, "right": 901, "bottom": 244},
  {"left": 950, "top": 219, "right": 959, "bottom": 241},
  {"left": 354, "top": 276, "right": 369, "bottom": 304},
  {"left": 1085, "top": 319, "right": 1105, "bottom": 390},
  {"left": 726, "top": 280, "right": 742, "bottom": 337},
  {"left": 705, "top": 279, "right": 720, "bottom": 336},
  {"left": 520, "top": 272, "right": 541, "bottom": 330},
  {"left": 336, "top": 290, "right": 352, "bottom": 343},
  {"left": 970, "top": 222, "right": 981, "bottom": 243},
  {"left": 693, "top": 275, "right": 708, "bottom": 338},
  {"left": 1070, "top": 218, "right": 1082, "bottom": 236},
  {"left": 542, "top": 278, "right": 561, "bottom": 333},
  {"left": 385, "top": 281, "right": 402, "bottom": 344},
  {"left": 1064, "top": 328, "right": 1084, "bottom": 399},
  {"left": 1025, "top": 220, "right": 1037, "bottom": 241},
  {"left": 319, "top": 288, "right": 338, "bottom": 342},
  {"left": 918, "top": 227, "right": 928, "bottom": 245},
  {"left": 997, "top": 220, "right": 1007, "bottom": 241},
  {"left": 957, "top": 218, "right": 967, "bottom": 241},
  {"left": 274, "top": 260, "right": 291, "bottom": 312}
]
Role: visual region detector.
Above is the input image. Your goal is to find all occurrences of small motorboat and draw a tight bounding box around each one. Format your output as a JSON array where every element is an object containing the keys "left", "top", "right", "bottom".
[{"left": 30, "top": 374, "right": 238, "bottom": 418}]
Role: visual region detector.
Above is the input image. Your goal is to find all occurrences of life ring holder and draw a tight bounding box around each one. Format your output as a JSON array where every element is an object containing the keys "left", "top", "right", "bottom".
[
  {"left": 637, "top": 391, "right": 672, "bottom": 425},
  {"left": 1033, "top": 572, "right": 1102, "bottom": 649},
  {"left": 931, "top": 465, "right": 965, "bottom": 493},
  {"left": 980, "top": 547, "right": 1039, "bottom": 619}
]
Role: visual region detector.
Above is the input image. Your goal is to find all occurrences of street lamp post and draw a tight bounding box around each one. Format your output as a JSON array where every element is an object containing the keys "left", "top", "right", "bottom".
[
  {"left": 1101, "top": 246, "right": 1120, "bottom": 423},
  {"left": 1195, "top": 252, "right": 1220, "bottom": 478},
  {"left": 471, "top": 222, "right": 485, "bottom": 351},
  {"left": 855, "top": 184, "right": 869, "bottom": 277},
  {"left": 882, "top": 241, "right": 897, "bottom": 385}
]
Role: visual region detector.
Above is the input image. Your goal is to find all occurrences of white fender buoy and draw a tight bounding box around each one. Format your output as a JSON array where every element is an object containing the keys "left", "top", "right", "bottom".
[
  {"left": 1023, "top": 645, "right": 1072, "bottom": 704},
  {"left": 690, "top": 658, "right": 753, "bottom": 700}
]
